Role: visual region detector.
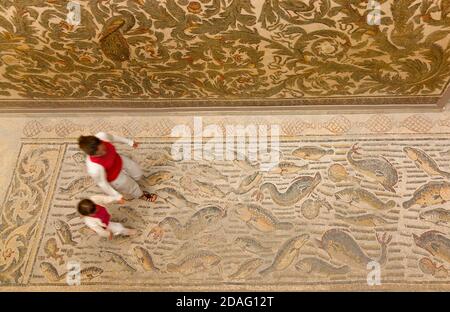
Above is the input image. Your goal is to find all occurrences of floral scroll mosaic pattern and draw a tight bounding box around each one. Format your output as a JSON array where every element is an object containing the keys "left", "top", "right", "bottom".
[{"left": 0, "top": 0, "right": 449, "bottom": 108}]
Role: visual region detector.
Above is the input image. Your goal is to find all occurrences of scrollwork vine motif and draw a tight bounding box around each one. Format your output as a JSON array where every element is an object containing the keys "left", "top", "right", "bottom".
[{"left": 0, "top": 0, "right": 448, "bottom": 101}]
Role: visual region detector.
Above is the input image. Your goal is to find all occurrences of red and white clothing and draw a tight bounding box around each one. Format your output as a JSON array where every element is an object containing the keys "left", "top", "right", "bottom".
[
  {"left": 92, "top": 204, "right": 111, "bottom": 226},
  {"left": 89, "top": 141, "right": 123, "bottom": 182},
  {"left": 82, "top": 195, "right": 128, "bottom": 237},
  {"left": 85, "top": 132, "right": 144, "bottom": 201}
]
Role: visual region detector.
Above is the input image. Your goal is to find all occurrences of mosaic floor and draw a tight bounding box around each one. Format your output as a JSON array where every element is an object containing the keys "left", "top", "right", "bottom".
[
  {"left": 2, "top": 112, "right": 450, "bottom": 291},
  {"left": 1, "top": 1, "right": 450, "bottom": 110}
]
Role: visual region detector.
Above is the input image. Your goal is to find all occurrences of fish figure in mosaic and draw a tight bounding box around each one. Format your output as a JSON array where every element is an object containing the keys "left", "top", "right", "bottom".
[
  {"left": 403, "top": 181, "right": 450, "bottom": 209},
  {"left": 403, "top": 147, "right": 450, "bottom": 178},
  {"left": 144, "top": 150, "right": 175, "bottom": 167},
  {"left": 292, "top": 146, "right": 334, "bottom": 161},
  {"left": 228, "top": 258, "right": 264, "bottom": 280},
  {"left": 295, "top": 257, "right": 350, "bottom": 276},
  {"left": 133, "top": 246, "right": 160, "bottom": 272},
  {"left": 335, "top": 187, "right": 396, "bottom": 211},
  {"left": 228, "top": 172, "right": 263, "bottom": 195},
  {"left": 418, "top": 257, "right": 449, "bottom": 278},
  {"left": 166, "top": 251, "right": 221, "bottom": 276},
  {"left": 234, "top": 237, "right": 272, "bottom": 255},
  {"left": 59, "top": 176, "right": 94, "bottom": 198},
  {"left": 54, "top": 220, "right": 77, "bottom": 246},
  {"left": 347, "top": 144, "right": 398, "bottom": 193},
  {"left": 269, "top": 161, "right": 308, "bottom": 176},
  {"left": 419, "top": 208, "right": 450, "bottom": 226},
  {"left": 100, "top": 250, "right": 136, "bottom": 272},
  {"left": 317, "top": 229, "right": 392, "bottom": 270},
  {"left": 336, "top": 213, "right": 394, "bottom": 227},
  {"left": 169, "top": 232, "right": 228, "bottom": 257},
  {"left": 328, "top": 164, "right": 360, "bottom": 184},
  {"left": 149, "top": 206, "right": 226, "bottom": 240},
  {"left": 191, "top": 164, "right": 228, "bottom": 181},
  {"left": 259, "top": 234, "right": 310, "bottom": 275},
  {"left": 233, "top": 203, "right": 293, "bottom": 232},
  {"left": 193, "top": 179, "right": 227, "bottom": 198},
  {"left": 40, "top": 262, "right": 103, "bottom": 282},
  {"left": 300, "top": 198, "right": 332, "bottom": 220},
  {"left": 156, "top": 187, "right": 198, "bottom": 209},
  {"left": 40, "top": 262, "right": 65, "bottom": 282},
  {"left": 254, "top": 172, "right": 321, "bottom": 205},
  {"left": 144, "top": 171, "right": 173, "bottom": 186},
  {"left": 413, "top": 231, "right": 450, "bottom": 264},
  {"left": 78, "top": 267, "right": 104, "bottom": 281}
]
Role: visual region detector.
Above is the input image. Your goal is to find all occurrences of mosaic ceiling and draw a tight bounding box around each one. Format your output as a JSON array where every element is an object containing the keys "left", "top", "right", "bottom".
[{"left": 0, "top": 0, "right": 449, "bottom": 110}]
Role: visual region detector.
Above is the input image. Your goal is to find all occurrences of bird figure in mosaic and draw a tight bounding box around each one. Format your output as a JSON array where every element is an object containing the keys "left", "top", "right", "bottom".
[
  {"left": 279, "top": 0, "right": 317, "bottom": 18},
  {"left": 99, "top": 11, "right": 135, "bottom": 62}
]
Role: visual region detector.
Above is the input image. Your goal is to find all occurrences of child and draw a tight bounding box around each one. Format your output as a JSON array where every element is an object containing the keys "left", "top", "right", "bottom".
[
  {"left": 78, "top": 132, "right": 157, "bottom": 203},
  {"left": 77, "top": 195, "right": 137, "bottom": 239}
]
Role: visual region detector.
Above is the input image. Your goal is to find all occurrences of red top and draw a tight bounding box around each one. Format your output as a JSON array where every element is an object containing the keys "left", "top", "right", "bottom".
[
  {"left": 89, "top": 141, "right": 123, "bottom": 182},
  {"left": 92, "top": 204, "right": 111, "bottom": 227}
]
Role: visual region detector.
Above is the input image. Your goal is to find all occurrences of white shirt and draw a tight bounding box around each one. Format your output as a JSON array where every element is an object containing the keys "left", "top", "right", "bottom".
[
  {"left": 85, "top": 132, "right": 134, "bottom": 201},
  {"left": 82, "top": 195, "right": 115, "bottom": 238}
]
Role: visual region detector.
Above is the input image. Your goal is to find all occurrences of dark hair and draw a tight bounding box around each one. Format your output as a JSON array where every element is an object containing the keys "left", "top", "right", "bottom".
[
  {"left": 77, "top": 199, "right": 96, "bottom": 216},
  {"left": 78, "top": 135, "right": 101, "bottom": 155}
]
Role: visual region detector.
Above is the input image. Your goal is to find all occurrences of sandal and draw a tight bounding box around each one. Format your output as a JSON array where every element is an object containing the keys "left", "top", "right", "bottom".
[{"left": 140, "top": 191, "right": 157, "bottom": 202}]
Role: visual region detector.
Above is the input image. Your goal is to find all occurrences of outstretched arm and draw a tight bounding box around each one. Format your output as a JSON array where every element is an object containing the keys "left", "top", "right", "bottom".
[
  {"left": 95, "top": 132, "right": 134, "bottom": 147},
  {"left": 89, "top": 194, "right": 118, "bottom": 206}
]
